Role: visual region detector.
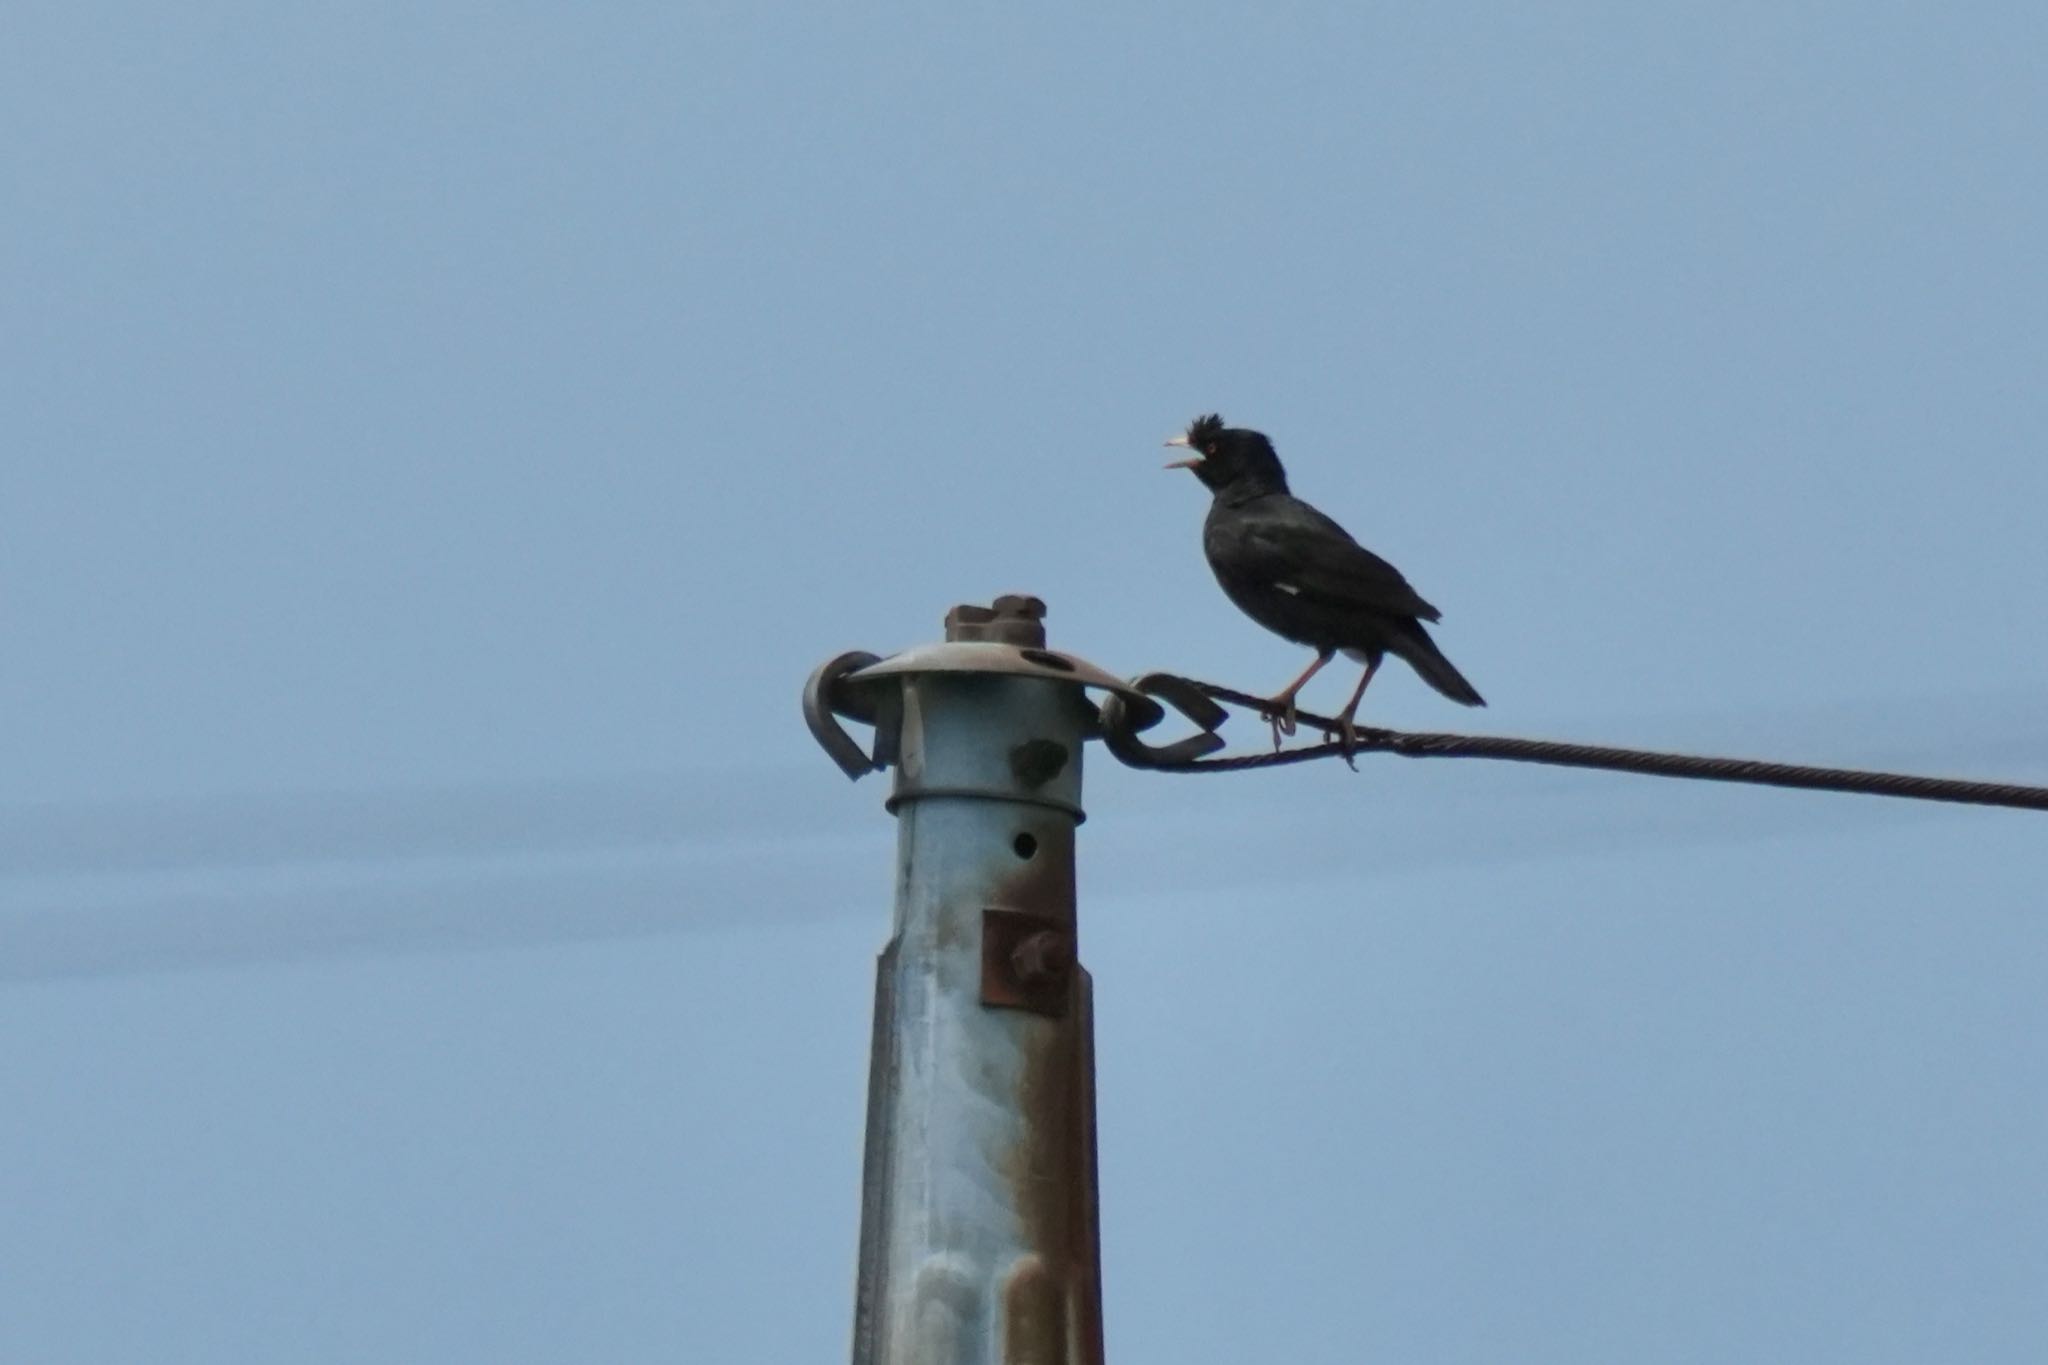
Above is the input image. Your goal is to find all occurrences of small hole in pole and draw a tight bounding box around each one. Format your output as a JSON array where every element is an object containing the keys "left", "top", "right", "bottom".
[{"left": 1013, "top": 832, "right": 1038, "bottom": 860}]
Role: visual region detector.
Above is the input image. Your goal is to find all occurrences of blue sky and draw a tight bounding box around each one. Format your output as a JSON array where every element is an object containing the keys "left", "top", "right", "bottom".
[{"left": 4, "top": 4, "right": 2044, "bottom": 1361}]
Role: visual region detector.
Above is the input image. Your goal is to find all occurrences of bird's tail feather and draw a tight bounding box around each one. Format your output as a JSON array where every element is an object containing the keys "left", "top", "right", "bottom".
[{"left": 1396, "top": 625, "right": 1486, "bottom": 707}]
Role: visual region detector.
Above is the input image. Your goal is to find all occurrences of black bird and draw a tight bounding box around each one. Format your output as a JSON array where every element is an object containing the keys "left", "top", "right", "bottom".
[{"left": 1165, "top": 413, "right": 1484, "bottom": 757}]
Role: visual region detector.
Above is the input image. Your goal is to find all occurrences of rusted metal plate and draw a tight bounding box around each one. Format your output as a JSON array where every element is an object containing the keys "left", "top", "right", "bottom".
[{"left": 981, "top": 908, "right": 1070, "bottom": 1017}]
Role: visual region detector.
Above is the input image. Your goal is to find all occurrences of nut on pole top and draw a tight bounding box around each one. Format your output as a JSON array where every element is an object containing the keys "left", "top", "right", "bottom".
[{"left": 944, "top": 594, "right": 1047, "bottom": 646}]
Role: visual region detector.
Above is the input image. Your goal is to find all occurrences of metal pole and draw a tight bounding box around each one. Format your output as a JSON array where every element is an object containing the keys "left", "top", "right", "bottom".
[{"left": 808, "top": 597, "right": 1123, "bottom": 1365}]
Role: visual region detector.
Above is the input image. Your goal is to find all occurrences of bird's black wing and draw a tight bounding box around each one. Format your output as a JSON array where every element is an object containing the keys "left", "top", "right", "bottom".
[{"left": 1219, "top": 497, "right": 1443, "bottom": 622}]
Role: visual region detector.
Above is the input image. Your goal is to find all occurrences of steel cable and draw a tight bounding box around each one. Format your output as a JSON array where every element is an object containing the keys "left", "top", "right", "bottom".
[{"left": 1104, "top": 676, "right": 2048, "bottom": 813}]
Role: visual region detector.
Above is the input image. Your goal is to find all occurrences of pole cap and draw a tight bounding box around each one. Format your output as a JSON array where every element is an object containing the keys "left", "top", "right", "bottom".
[{"left": 803, "top": 595, "right": 1169, "bottom": 781}]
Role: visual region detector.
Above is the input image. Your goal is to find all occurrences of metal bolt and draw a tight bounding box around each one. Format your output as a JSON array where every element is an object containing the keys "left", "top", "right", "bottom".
[
  {"left": 1010, "top": 930, "right": 1070, "bottom": 989},
  {"left": 945, "top": 595, "right": 1048, "bottom": 647}
]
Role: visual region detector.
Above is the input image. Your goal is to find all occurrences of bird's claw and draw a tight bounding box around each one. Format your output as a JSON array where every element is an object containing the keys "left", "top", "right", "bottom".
[
  {"left": 1337, "top": 716, "right": 1360, "bottom": 771},
  {"left": 1259, "top": 696, "right": 1299, "bottom": 751}
]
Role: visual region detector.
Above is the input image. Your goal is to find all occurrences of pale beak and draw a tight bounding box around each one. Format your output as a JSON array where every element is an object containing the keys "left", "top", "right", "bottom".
[{"left": 1163, "top": 433, "right": 1199, "bottom": 469}]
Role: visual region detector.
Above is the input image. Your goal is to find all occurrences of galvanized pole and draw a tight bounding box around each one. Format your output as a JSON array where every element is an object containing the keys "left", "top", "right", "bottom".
[{"left": 806, "top": 596, "right": 1146, "bottom": 1365}]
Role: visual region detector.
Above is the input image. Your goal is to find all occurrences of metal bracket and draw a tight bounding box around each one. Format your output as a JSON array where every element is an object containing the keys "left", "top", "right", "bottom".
[
  {"left": 1097, "top": 672, "right": 1231, "bottom": 769},
  {"left": 980, "top": 908, "right": 1070, "bottom": 1017},
  {"left": 803, "top": 651, "right": 884, "bottom": 779}
]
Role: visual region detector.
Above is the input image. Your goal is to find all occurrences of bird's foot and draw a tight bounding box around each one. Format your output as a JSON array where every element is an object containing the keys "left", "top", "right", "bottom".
[
  {"left": 1259, "top": 696, "right": 1299, "bottom": 751},
  {"left": 1336, "top": 715, "right": 1360, "bottom": 771}
]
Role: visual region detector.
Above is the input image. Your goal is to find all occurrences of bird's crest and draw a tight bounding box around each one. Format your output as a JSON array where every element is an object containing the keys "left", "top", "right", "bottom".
[{"left": 1185, "top": 413, "right": 1225, "bottom": 450}]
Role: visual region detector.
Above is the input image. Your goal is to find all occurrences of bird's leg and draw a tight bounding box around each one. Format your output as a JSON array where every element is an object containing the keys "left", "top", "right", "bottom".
[
  {"left": 1262, "top": 650, "right": 1333, "bottom": 750},
  {"left": 1333, "top": 657, "right": 1381, "bottom": 770}
]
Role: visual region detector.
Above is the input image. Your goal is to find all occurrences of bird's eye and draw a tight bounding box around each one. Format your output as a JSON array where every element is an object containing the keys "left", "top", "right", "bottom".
[{"left": 1201, "top": 445, "right": 1217, "bottom": 456}]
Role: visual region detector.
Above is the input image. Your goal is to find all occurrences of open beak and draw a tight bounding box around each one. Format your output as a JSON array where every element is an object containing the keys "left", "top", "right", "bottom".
[{"left": 1163, "top": 433, "right": 1200, "bottom": 470}]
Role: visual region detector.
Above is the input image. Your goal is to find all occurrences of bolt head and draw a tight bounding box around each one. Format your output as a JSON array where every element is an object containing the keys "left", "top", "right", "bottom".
[
  {"left": 1010, "top": 929, "right": 1070, "bottom": 987},
  {"left": 945, "top": 596, "right": 1048, "bottom": 646}
]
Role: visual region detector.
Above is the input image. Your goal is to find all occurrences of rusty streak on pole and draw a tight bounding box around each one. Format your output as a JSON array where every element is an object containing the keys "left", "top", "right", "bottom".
[{"left": 806, "top": 597, "right": 1162, "bottom": 1365}]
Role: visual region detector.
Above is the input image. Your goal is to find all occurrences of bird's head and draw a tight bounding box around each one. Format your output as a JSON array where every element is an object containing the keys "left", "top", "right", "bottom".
[{"left": 1164, "top": 414, "right": 1289, "bottom": 497}]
